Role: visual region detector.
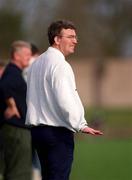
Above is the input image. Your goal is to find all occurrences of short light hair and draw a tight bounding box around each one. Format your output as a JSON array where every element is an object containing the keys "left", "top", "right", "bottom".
[{"left": 10, "top": 40, "right": 31, "bottom": 59}]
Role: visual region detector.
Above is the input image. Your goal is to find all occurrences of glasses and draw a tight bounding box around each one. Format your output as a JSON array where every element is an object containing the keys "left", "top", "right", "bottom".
[{"left": 58, "top": 35, "right": 78, "bottom": 41}]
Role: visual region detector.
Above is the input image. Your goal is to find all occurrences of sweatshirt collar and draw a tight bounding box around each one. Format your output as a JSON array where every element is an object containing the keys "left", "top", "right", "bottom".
[{"left": 48, "top": 47, "right": 65, "bottom": 61}]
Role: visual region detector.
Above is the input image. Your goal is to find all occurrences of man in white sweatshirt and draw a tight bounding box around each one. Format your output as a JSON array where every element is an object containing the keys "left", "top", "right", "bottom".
[{"left": 26, "top": 20, "right": 103, "bottom": 180}]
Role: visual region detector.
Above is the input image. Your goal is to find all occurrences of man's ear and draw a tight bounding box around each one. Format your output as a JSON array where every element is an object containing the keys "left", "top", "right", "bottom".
[
  {"left": 54, "top": 36, "right": 60, "bottom": 45},
  {"left": 14, "top": 52, "right": 19, "bottom": 60}
]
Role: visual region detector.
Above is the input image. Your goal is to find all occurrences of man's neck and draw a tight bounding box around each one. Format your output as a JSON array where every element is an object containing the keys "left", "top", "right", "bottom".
[
  {"left": 52, "top": 45, "right": 66, "bottom": 57},
  {"left": 11, "top": 60, "right": 23, "bottom": 70}
]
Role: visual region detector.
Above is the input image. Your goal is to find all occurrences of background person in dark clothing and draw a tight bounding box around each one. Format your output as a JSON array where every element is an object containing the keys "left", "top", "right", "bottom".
[
  {"left": 0, "top": 40, "right": 32, "bottom": 180},
  {"left": 23, "top": 43, "right": 42, "bottom": 180}
]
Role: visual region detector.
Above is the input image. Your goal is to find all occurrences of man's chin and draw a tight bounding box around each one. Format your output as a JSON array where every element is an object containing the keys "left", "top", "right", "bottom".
[{"left": 71, "top": 49, "right": 75, "bottom": 54}]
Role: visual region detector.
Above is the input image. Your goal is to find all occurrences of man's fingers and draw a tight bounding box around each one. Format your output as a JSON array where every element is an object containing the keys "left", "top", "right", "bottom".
[
  {"left": 94, "top": 130, "right": 103, "bottom": 135},
  {"left": 16, "top": 111, "right": 21, "bottom": 118},
  {"left": 82, "top": 127, "right": 103, "bottom": 135},
  {"left": 4, "top": 107, "right": 21, "bottom": 119},
  {"left": 89, "top": 131, "right": 95, "bottom": 135},
  {"left": 87, "top": 129, "right": 103, "bottom": 135}
]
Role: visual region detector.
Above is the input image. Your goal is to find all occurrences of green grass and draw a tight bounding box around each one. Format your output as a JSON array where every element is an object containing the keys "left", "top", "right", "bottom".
[
  {"left": 70, "top": 108, "right": 132, "bottom": 180},
  {"left": 71, "top": 138, "right": 132, "bottom": 180}
]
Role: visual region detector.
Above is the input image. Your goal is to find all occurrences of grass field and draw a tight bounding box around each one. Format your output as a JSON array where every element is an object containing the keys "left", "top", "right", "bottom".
[
  {"left": 70, "top": 108, "right": 132, "bottom": 180},
  {"left": 71, "top": 138, "right": 132, "bottom": 180}
]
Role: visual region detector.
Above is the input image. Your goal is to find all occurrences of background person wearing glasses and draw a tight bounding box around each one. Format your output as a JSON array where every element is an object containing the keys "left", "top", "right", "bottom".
[{"left": 26, "top": 20, "right": 103, "bottom": 180}]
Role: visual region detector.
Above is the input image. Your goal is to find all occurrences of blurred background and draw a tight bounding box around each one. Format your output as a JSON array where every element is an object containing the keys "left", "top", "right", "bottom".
[{"left": 0, "top": 0, "right": 132, "bottom": 179}]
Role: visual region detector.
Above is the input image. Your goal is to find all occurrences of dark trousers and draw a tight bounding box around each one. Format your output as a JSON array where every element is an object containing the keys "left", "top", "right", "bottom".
[
  {"left": 31, "top": 125, "right": 74, "bottom": 180},
  {"left": 0, "top": 124, "right": 32, "bottom": 180}
]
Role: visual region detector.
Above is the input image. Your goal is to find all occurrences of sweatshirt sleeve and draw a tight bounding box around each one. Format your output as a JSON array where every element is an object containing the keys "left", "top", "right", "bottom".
[{"left": 51, "top": 62, "right": 88, "bottom": 132}]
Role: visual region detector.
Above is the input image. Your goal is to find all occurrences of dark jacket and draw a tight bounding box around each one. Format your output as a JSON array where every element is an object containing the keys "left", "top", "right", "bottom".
[{"left": 0, "top": 63, "right": 27, "bottom": 128}]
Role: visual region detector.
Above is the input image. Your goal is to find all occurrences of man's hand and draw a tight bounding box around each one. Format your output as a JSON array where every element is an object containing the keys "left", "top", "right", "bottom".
[
  {"left": 4, "top": 97, "right": 21, "bottom": 119},
  {"left": 81, "top": 127, "right": 103, "bottom": 135},
  {"left": 4, "top": 106, "right": 20, "bottom": 119}
]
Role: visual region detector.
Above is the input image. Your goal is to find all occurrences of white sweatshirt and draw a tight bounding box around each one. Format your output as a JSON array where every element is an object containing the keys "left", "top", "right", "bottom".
[{"left": 25, "top": 47, "right": 88, "bottom": 132}]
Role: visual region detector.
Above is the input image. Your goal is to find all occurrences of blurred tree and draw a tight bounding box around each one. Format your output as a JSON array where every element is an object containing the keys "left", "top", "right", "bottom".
[
  {"left": 0, "top": 0, "right": 132, "bottom": 58},
  {"left": 55, "top": 0, "right": 132, "bottom": 58},
  {"left": 23, "top": 0, "right": 61, "bottom": 51},
  {"left": 0, "top": 10, "right": 24, "bottom": 59}
]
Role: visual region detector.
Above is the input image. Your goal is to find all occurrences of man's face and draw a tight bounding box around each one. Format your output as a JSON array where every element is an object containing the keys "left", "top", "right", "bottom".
[
  {"left": 56, "top": 28, "right": 78, "bottom": 56},
  {"left": 14, "top": 47, "right": 32, "bottom": 69}
]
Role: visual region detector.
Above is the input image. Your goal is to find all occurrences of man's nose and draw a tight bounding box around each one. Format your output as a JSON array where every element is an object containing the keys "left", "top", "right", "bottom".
[{"left": 73, "top": 38, "right": 78, "bottom": 44}]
